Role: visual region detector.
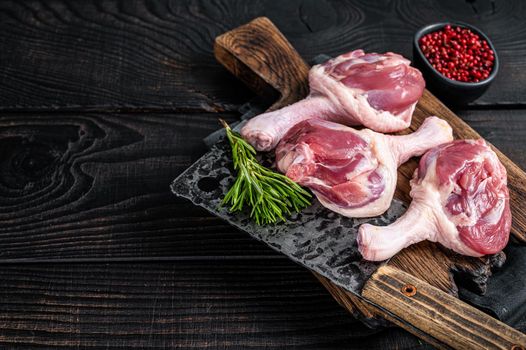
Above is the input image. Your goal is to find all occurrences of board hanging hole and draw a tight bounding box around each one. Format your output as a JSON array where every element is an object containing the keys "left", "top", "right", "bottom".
[
  {"left": 401, "top": 284, "right": 417, "bottom": 297},
  {"left": 197, "top": 177, "right": 220, "bottom": 193},
  {"left": 511, "top": 345, "right": 525, "bottom": 350}
]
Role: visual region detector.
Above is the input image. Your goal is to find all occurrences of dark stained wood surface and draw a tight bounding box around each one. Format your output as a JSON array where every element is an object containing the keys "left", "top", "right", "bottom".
[
  {"left": 0, "top": 112, "right": 256, "bottom": 261},
  {"left": 0, "top": 262, "right": 434, "bottom": 350},
  {"left": 0, "top": 109, "right": 523, "bottom": 262},
  {"left": 0, "top": 110, "right": 523, "bottom": 349},
  {"left": 0, "top": 0, "right": 525, "bottom": 349},
  {"left": 0, "top": 0, "right": 525, "bottom": 111}
]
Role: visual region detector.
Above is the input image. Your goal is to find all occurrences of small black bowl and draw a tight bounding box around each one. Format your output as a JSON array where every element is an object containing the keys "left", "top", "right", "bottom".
[{"left": 413, "top": 22, "right": 499, "bottom": 105}]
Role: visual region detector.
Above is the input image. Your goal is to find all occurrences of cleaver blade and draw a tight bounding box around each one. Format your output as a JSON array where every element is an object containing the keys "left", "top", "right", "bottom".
[
  {"left": 171, "top": 53, "right": 406, "bottom": 295},
  {"left": 170, "top": 135, "right": 407, "bottom": 295}
]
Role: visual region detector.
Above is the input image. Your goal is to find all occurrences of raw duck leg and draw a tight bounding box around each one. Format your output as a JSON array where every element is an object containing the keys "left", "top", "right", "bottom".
[
  {"left": 241, "top": 50, "right": 425, "bottom": 151},
  {"left": 358, "top": 139, "right": 511, "bottom": 261},
  {"left": 275, "top": 116, "right": 453, "bottom": 218}
]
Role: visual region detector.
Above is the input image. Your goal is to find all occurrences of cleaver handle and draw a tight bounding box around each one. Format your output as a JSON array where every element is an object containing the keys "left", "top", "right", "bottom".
[
  {"left": 363, "top": 266, "right": 526, "bottom": 350},
  {"left": 214, "top": 16, "right": 526, "bottom": 350}
]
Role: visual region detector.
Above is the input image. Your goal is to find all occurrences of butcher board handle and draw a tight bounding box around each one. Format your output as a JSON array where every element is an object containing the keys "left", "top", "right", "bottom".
[
  {"left": 214, "top": 17, "right": 310, "bottom": 111},
  {"left": 363, "top": 265, "right": 526, "bottom": 350}
]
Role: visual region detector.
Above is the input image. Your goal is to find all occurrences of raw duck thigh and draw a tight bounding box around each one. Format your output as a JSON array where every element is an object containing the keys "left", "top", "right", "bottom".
[
  {"left": 275, "top": 116, "right": 453, "bottom": 218},
  {"left": 358, "top": 139, "right": 511, "bottom": 261},
  {"left": 241, "top": 50, "right": 425, "bottom": 151}
]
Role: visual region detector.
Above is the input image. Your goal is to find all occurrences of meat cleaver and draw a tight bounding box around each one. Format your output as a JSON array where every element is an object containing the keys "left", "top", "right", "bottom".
[{"left": 171, "top": 17, "right": 526, "bottom": 350}]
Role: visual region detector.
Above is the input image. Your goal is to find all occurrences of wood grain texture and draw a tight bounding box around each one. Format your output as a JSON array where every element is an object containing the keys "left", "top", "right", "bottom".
[
  {"left": 0, "top": 0, "right": 252, "bottom": 112},
  {"left": 215, "top": 17, "right": 310, "bottom": 110},
  {"left": 0, "top": 262, "right": 434, "bottom": 350},
  {"left": 315, "top": 273, "right": 449, "bottom": 350},
  {"left": 0, "top": 110, "right": 522, "bottom": 349},
  {"left": 0, "top": 112, "right": 282, "bottom": 261},
  {"left": 0, "top": 109, "right": 523, "bottom": 263},
  {"left": 0, "top": 0, "right": 525, "bottom": 111},
  {"left": 362, "top": 266, "right": 526, "bottom": 350},
  {"left": 0, "top": 2, "right": 524, "bottom": 349}
]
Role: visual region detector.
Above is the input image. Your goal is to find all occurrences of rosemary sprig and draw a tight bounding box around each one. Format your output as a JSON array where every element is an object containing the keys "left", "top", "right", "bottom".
[{"left": 220, "top": 119, "right": 311, "bottom": 225}]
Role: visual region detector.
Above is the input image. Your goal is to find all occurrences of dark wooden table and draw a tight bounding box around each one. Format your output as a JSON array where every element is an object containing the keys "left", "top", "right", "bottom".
[{"left": 0, "top": 1, "right": 524, "bottom": 348}]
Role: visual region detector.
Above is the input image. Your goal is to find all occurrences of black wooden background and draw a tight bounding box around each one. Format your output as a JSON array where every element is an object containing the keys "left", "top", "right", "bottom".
[{"left": 0, "top": 0, "right": 524, "bottom": 349}]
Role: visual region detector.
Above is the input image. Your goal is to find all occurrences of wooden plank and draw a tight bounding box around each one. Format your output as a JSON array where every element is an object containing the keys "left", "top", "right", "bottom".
[
  {"left": 0, "top": 112, "right": 283, "bottom": 261},
  {"left": 0, "top": 261, "right": 434, "bottom": 349},
  {"left": 0, "top": 109, "right": 523, "bottom": 263},
  {"left": 0, "top": 0, "right": 251, "bottom": 112},
  {"left": 0, "top": 0, "right": 525, "bottom": 111}
]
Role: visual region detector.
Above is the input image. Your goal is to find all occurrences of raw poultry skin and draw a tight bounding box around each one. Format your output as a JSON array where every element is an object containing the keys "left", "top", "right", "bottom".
[
  {"left": 358, "top": 139, "right": 511, "bottom": 261},
  {"left": 241, "top": 49, "right": 425, "bottom": 151},
  {"left": 275, "top": 116, "right": 453, "bottom": 218}
]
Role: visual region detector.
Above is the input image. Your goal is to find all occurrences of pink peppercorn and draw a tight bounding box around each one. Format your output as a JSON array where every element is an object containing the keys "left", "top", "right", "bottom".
[{"left": 419, "top": 25, "right": 494, "bottom": 83}]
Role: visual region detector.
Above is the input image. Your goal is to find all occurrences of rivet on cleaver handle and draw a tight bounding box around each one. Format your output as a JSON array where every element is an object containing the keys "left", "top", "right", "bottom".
[{"left": 214, "top": 17, "right": 310, "bottom": 111}]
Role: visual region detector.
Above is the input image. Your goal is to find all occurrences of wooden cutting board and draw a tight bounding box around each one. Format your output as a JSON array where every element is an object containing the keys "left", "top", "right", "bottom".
[{"left": 215, "top": 17, "right": 526, "bottom": 349}]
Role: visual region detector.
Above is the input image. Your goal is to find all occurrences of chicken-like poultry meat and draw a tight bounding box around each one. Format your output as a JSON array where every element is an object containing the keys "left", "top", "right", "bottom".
[
  {"left": 276, "top": 116, "right": 453, "bottom": 218},
  {"left": 242, "top": 50, "right": 425, "bottom": 151},
  {"left": 358, "top": 139, "right": 511, "bottom": 261}
]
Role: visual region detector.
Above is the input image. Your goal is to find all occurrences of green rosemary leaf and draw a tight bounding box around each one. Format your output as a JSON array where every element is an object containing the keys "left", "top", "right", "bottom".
[{"left": 219, "top": 119, "right": 311, "bottom": 224}]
